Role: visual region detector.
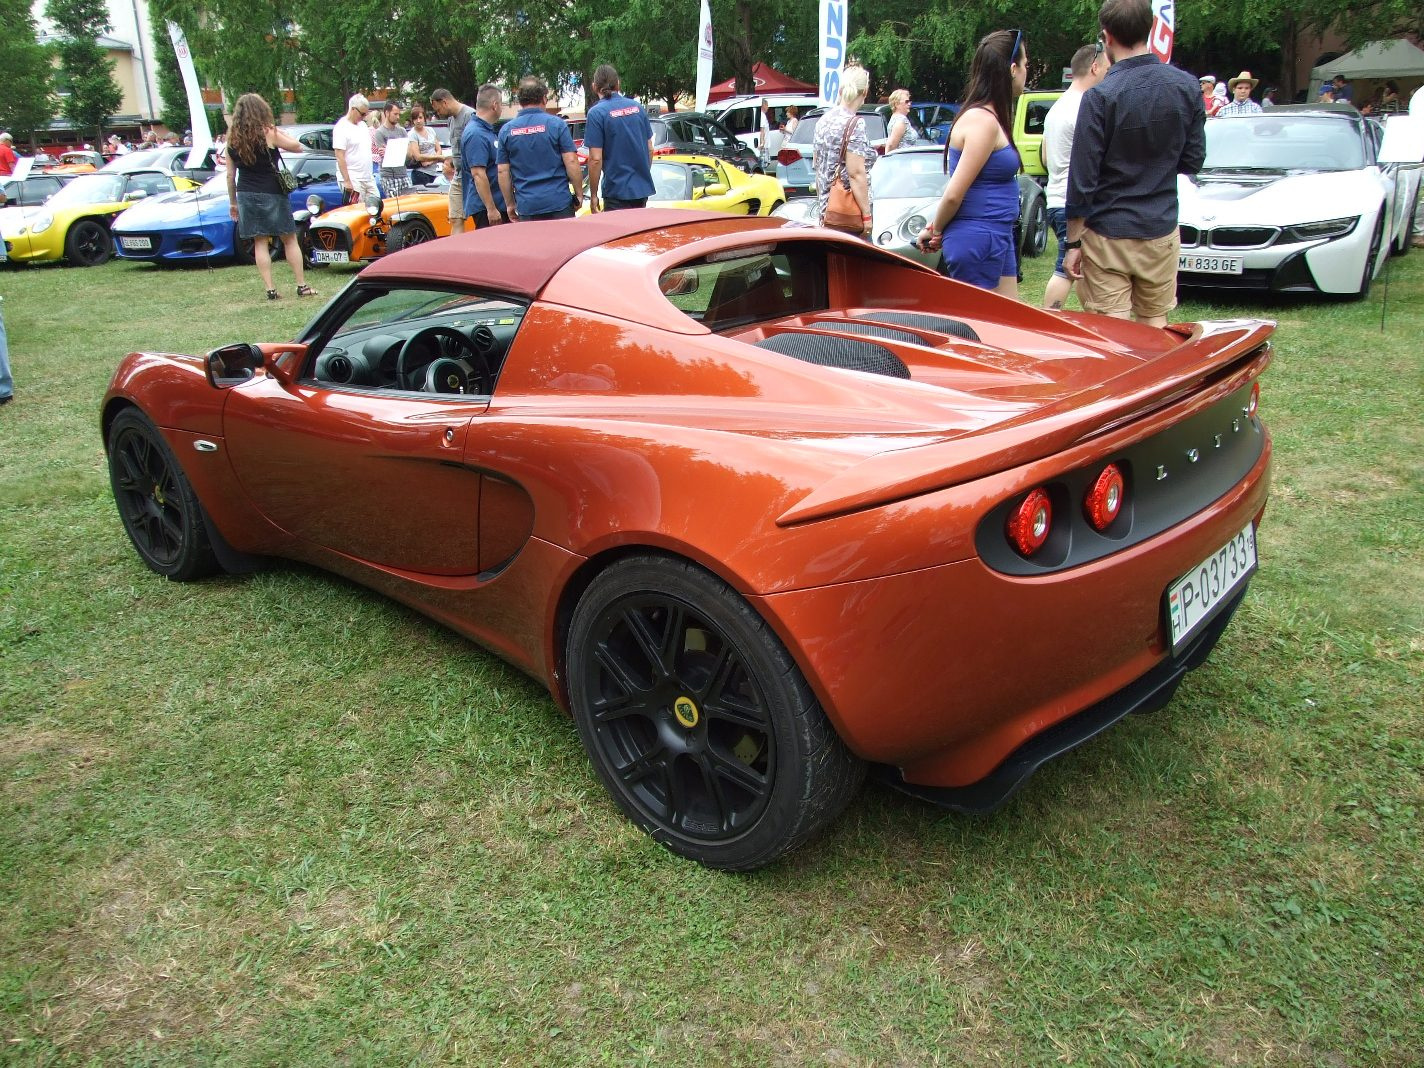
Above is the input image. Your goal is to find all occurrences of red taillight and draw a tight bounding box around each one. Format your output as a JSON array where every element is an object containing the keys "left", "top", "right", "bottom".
[
  {"left": 1246, "top": 380, "right": 1259, "bottom": 418},
  {"left": 1007, "top": 488, "right": 1053, "bottom": 557},
  {"left": 1084, "top": 463, "right": 1125, "bottom": 532},
  {"left": 777, "top": 148, "right": 800, "bottom": 167}
]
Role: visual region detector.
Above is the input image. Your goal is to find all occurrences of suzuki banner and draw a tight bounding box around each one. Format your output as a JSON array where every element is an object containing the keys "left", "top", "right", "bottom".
[{"left": 819, "top": 0, "right": 847, "bottom": 106}]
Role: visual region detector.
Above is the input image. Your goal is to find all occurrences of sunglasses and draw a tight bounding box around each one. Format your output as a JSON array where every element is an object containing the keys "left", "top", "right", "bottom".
[{"left": 1006, "top": 28, "right": 1023, "bottom": 63}]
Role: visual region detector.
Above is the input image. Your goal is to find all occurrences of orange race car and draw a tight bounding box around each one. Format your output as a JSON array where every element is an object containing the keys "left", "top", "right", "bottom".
[{"left": 303, "top": 189, "right": 454, "bottom": 266}]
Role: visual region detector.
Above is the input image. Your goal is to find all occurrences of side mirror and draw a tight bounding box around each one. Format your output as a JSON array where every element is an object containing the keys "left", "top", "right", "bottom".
[
  {"left": 701, "top": 183, "right": 729, "bottom": 197},
  {"left": 257, "top": 342, "right": 311, "bottom": 389},
  {"left": 297, "top": 173, "right": 313, "bottom": 188},
  {"left": 205, "top": 342, "right": 261, "bottom": 388},
  {"left": 125, "top": 189, "right": 149, "bottom": 201}
]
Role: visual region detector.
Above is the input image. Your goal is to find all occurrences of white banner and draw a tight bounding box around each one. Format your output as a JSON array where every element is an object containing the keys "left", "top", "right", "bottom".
[
  {"left": 1149, "top": 0, "right": 1175, "bottom": 63},
  {"left": 819, "top": 0, "right": 846, "bottom": 106},
  {"left": 166, "top": 21, "right": 213, "bottom": 169},
  {"left": 695, "top": 0, "right": 714, "bottom": 113}
]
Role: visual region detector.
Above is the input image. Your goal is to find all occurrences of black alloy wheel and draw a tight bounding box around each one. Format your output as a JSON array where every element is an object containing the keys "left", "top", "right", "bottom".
[
  {"left": 65, "top": 219, "right": 114, "bottom": 266},
  {"left": 567, "top": 555, "right": 864, "bottom": 870},
  {"left": 387, "top": 218, "right": 436, "bottom": 251},
  {"left": 234, "top": 236, "right": 284, "bottom": 266},
  {"left": 1025, "top": 198, "right": 1048, "bottom": 258},
  {"left": 107, "top": 408, "right": 219, "bottom": 581}
]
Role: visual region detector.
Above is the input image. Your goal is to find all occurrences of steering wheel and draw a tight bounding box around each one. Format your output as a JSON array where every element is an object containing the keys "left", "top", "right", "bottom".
[{"left": 394, "top": 327, "right": 488, "bottom": 392}]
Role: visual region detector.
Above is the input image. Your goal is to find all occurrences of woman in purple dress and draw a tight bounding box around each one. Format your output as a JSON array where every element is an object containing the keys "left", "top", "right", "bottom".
[{"left": 916, "top": 29, "right": 1028, "bottom": 297}]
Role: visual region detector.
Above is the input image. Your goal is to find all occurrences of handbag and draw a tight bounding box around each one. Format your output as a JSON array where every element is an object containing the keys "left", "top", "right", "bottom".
[
  {"left": 822, "top": 115, "right": 866, "bottom": 234},
  {"left": 276, "top": 152, "right": 298, "bottom": 194}
]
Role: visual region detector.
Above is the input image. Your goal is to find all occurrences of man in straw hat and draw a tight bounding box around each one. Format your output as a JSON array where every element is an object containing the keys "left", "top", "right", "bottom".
[{"left": 1218, "top": 72, "right": 1262, "bottom": 117}]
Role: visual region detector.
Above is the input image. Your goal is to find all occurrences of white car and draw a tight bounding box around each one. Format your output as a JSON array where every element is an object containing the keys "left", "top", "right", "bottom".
[
  {"left": 775, "top": 145, "right": 1048, "bottom": 266},
  {"left": 1177, "top": 104, "right": 1403, "bottom": 298}
]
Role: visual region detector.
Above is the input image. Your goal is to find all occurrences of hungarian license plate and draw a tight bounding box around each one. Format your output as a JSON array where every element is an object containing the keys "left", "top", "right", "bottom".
[
  {"left": 312, "top": 249, "right": 349, "bottom": 263},
  {"left": 1179, "top": 252, "right": 1242, "bottom": 274},
  {"left": 119, "top": 236, "right": 152, "bottom": 251},
  {"left": 1166, "top": 524, "right": 1257, "bottom": 652}
]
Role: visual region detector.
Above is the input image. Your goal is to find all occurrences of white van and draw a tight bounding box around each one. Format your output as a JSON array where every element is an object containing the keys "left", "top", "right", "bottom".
[{"left": 706, "top": 94, "right": 821, "bottom": 163}]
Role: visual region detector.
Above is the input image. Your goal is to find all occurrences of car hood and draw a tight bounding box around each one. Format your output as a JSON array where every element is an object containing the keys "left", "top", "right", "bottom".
[
  {"left": 112, "top": 190, "right": 228, "bottom": 229},
  {"left": 1179, "top": 168, "right": 1384, "bottom": 224}
]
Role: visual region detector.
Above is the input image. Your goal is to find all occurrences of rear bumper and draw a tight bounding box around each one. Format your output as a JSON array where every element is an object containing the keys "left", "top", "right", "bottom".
[{"left": 875, "top": 586, "right": 1245, "bottom": 811}]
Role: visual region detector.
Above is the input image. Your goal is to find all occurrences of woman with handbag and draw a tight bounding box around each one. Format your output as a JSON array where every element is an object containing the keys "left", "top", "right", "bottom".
[
  {"left": 225, "top": 92, "right": 317, "bottom": 301},
  {"left": 812, "top": 66, "right": 875, "bottom": 237},
  {"left": 915, "top": 30, "right": 1028, "bottom": 297}
]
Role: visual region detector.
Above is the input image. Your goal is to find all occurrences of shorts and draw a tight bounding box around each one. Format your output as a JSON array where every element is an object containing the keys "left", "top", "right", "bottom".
[
  {"left": 448, "top": 174, "right": 465, "bottom": 223},
  {"left": 1047, "top": 206, "right": 1068, "bottom": 277},
  {"left": 938, "top": 219, "right": 1016, "bottom": 290},
  {"left": 345, "top": 174, "right": 379, "bottom": 202},
  {"left": 381, "top": 170, "right": 412, "bottom": 197},
  {"left": 1079, "top": 228, "right": 1179, "bottom": 319},
  {"left": 603, "top": 196, "right": 648, "bottom": 210},
  {"left": 235, "top": 191, "right": 294, "bottom": 239}
]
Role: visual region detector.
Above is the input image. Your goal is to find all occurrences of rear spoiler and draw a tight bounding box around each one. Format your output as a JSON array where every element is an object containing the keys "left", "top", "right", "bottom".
[{"left": 776, "top": 319, "right": 1274, "bottom": 526}]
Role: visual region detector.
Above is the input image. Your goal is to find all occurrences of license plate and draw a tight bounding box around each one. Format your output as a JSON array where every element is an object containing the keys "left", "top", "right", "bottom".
[
  {"left": 119, "top": 236, "right": 152, "bottom": 251},
  {"left": 311, "top": 249, "right": 349, "bottom": 263},
  {"left": 1166, "top": 524, "right": 1257, "bottom": 652},
  {"left": 1178, "top": 253, "right": 1242, "bottom": 274}
]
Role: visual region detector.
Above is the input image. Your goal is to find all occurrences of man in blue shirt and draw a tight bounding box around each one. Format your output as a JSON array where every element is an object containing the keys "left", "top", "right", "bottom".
[
  {"left": 497, "top": 77, "right": 583, "bottom": 221},
  {"left": 1063, "top": 0, "right": 1205, "bottom": 326},
  {"left": 461, "top": 84, "right": 507, "bottom": 228},
  {"left": 585, "top": 64, "right": 655, "bottom": 211}
]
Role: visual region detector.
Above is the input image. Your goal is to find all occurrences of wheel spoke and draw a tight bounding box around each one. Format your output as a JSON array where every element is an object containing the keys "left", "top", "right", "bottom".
[
  {"left": 702, "top": 650, "right": 768, "bottom": 730},
  {"left": 694, "top": 754, "right": 732, "bottom": 833},
  {"left": 591, "top": 640, "right": 649, "bottom": 717},
  {"left": 622, "top": 602, "right": 684, "bottom": 680},
  {"left": 707, "top": 746, "right": 767, "bottom": 797}
]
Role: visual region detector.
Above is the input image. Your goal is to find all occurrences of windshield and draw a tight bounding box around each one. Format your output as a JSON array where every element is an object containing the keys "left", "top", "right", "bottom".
[
  {"left": 649, "top": 162, "right": 694, "bottom": 202},
  {"left": 788, "top": 112, "right": 890, "bottom": 146},
  {"left": 46, "top": 174, "right": 127, "bottom": 207},
  {"left": 1203, "top": 115, "right": 1365, "bottom": 172},
  {"left": 871, "top": 150, "right": 948, "bottom": 199}
]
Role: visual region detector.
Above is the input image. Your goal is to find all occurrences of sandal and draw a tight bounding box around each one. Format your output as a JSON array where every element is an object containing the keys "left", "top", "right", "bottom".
[
  {"left": 265, "top": 289, "right": 280, "bottom": 301},
  {"left": 296, "top": 284, "right": 318, "bottom": 298}
]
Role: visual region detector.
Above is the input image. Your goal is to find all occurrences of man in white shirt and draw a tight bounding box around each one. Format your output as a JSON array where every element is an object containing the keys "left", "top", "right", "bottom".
[
  {"left": 1042, "top": 42, "right": 1107, "bottom": 310},
  {"left": 333, "top": 93, "right": 377, "bottom": 202}
]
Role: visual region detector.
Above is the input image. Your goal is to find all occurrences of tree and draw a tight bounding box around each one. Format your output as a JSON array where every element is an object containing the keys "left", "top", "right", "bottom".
[
  {"left": 46, "top": 0, "right": 122, "bottom": 143},
  {"left": 0, "top": 0, "right": 56, "bottom": 146}
]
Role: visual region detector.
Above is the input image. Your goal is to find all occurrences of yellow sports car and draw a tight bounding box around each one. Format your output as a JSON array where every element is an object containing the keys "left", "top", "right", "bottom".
[
  {"left": 303, "top": 190, "right": 453, "bottom": 267},
  {"left": 584, "top": 154, "right": 786, "bottom": 216},
  {"left": 1, "top": 170, "right": 198, "bottom": 266}
]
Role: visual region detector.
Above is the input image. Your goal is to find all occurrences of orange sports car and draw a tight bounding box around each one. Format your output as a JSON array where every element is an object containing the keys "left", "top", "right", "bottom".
[
  {"left": 102, "top": 211, "right": 1273, "bottom": 870},
  {"left": 304, "top": 189, "right": 453, "bottom": 266}
]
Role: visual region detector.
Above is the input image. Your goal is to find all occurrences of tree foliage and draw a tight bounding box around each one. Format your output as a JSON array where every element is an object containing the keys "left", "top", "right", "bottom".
[
  {"left": 46, "top": 0, "right": 123, "bottom": 141},
  {"left": 0, "top": 0, "right": 56, "bottom": 144}
]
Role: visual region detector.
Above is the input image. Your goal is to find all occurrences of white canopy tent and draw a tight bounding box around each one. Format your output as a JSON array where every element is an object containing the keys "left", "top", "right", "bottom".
[{"left": 1311, "top": 39, "right": 1424, "bottom": 82}]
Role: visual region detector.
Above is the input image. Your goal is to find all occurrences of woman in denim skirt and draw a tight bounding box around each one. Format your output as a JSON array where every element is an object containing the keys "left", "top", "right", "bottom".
[{"left": 225, "top": 93, "right": 316, "bottom": 301}]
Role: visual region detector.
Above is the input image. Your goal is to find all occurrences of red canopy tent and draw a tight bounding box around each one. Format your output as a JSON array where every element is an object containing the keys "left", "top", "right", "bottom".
[{"left": 706, "top": 63, "right": 816, "bottom": 103}]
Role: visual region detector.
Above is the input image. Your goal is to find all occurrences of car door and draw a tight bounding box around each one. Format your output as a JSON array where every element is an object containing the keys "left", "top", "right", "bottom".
[{"left": 221, "top": 286, "right": 495, "bottom": 576}]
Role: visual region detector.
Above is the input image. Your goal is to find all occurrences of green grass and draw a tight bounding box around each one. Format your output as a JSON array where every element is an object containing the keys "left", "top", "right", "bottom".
[{"left": 2, "top": 246, "right": 1422, "bottom": 1066}]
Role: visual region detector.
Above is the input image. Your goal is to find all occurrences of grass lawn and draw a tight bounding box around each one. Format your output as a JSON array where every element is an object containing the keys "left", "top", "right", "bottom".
[{"left": 1, "top": 241, "right": 1421, "bottom": 1066}]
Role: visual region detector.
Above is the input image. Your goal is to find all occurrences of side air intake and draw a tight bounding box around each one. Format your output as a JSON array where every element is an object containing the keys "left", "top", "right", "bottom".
[{"left": 756, "top": 333, "right": 911, "bottom": 379}]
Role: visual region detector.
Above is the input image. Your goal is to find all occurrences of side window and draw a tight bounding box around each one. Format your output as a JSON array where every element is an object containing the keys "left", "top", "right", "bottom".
[
  {"left": 127, "top": 172, "right": 169, "bottom": 197},
  {"left": 310, "top": 287, "right": 528, "bottom": 396},
  {"left": 720, "top": 107, "right": 753, "bottom": 135},
  {"left": 1024, "top": 101, "right": 1053, "bottom": 137},
  {"left": 660, "top": 244, "right": 828, "bottom": 330},
  {"left": 706, "top": 121, "right": 738, "bottom": 149},
  {"left": 302, "top": 158, "right": 339, "bottom": 182}
]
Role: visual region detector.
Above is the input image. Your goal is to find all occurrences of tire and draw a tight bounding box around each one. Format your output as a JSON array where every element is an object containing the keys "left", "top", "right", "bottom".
[
  {"left": 387, "top": 218, "right": 435, "bottom": 251},
  {"left": 1351, "top": 214, "right": 1385, "bottom": 300},
  {"left": 566, "top": 555, "right": 864, "bottom": 870},
  {"left": 1024, "top": 196, "right": 1048, "bottom": 258},
  {"left": 233, "top": 236, "right": 282, "bottom": 265},
  {"left": 1391, "top": 190, "right": 1417, "bottom": 257},
  {"left": 107, "top": 408, "right": 220, "bottom": 581},
  {"left": 65, "top": 219, "right": 113, "bottom": 266}
]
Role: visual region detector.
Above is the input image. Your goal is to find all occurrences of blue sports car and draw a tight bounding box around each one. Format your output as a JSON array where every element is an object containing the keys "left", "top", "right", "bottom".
[{"left": 113, "top": 156, "right": 344, "bottom": 264}]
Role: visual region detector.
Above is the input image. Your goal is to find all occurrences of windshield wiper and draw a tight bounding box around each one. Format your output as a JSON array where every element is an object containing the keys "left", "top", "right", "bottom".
[{"left": 1201, "top": 166, "right": 1286, "bottom": 175}]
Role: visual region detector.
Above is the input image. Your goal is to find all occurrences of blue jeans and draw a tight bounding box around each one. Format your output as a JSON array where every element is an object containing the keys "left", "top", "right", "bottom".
[{"left": 1048, "top": 206, "right": 1069, "bottom": 278}]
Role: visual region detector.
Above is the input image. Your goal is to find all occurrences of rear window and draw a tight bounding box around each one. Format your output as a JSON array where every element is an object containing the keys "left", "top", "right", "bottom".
[
  {"left": 789, "top": 113, "right": 888, "bottom": 145},
  {"left": 658, "top": 243, "right": 828, "bottom": 331}
]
